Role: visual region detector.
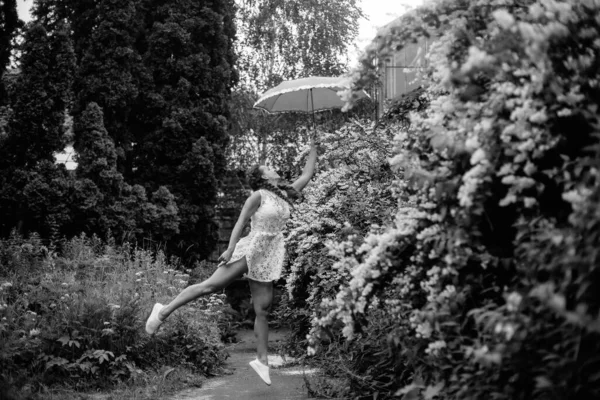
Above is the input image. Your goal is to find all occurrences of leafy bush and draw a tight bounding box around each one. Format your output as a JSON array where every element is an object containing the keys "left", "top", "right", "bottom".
[
  {"left": 285, "top": 0, "right": 600, "bottom": 399},
  {"left": 0, "top": 232, "right": 230, "bottom": 396},
  {"left": 280, "top": 118, "right": 399, "bottom": 360}
]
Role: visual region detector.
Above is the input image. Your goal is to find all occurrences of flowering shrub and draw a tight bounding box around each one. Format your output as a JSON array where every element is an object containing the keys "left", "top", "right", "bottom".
[
  {"left": 0, "top": 232, "right": 230, "bottom": 396},
  {"left": 292, "top": 0, "right": 600, "bottom": 398},
  {"left": 280, "top": 118, "right": 400, "bottom": 382}
]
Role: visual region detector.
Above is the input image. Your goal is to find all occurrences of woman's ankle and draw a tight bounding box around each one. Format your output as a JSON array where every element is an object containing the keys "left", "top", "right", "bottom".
[
  {"left": 158, "top": 307, "right": 168, "bottom": 321},
  {"left": 257, "top": 356, "right": 269, "bottom": 366}
]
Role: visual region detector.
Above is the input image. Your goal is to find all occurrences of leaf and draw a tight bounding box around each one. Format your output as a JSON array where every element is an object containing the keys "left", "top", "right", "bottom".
[
  {"left": 423, "top": 382, "right": 445, "bottom": 400},
  {"left": 45, "top": 357, "right": 69, "bottom": 370},
  {"left": 162, "top": 367, "right": 176, "bottom": 380},
  {"left": 57, "top": 336, "right": 70, "bottom": 346},
  {"left": 395, "top": 383, "right": 424, "bottom": 397},
  {"left": 535, "top": 376, "right": 552, "bottom": 389}
]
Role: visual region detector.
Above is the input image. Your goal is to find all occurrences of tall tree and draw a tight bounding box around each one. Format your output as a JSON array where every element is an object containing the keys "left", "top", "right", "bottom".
[
  {"left": 0, "top": 22, "right": 76, "bottom": 236},
  {"left": 72, "top": 0, "right": 148, "bottom": 175},
  {"left": 132, "top": 0, "right": 237, "bottom": 262},
  {"left": 29, "top": 0, "right": 237, "bottom": 261},
  {"left": 72, "top": 102, "right": 180, "bottom": 244},
  {"left": 0, "top": 0, "right": 22, "bottom": 105},
  {"left": 236, "top": 0, "right": 363, "bottom": 92},
  {"left": 1, "top": 23, "right": 75, "bottom": 168}
]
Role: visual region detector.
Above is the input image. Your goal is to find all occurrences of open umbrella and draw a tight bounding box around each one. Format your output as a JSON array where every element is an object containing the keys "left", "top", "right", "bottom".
[{"left": 253, "top": 76, "right": 370, "bottom": 130}]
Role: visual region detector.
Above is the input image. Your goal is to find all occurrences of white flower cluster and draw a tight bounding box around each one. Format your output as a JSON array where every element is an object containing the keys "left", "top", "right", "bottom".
[
  {"left": 494, "top": 321, "right": 517, "bottom": 340},
  {"left": 425, "top": 340, "right": 447, "bottom": 356}
]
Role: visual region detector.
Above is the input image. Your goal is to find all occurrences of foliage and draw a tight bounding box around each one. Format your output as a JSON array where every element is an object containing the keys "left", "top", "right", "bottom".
[
  {"left": 283, "top": 0, "right": 600, "bottom": 398},
  {"left": 1, "top": 22, "right": 74, "bottom": 168},
  {"left": 70, "top": 102, "right": 181, "bottom": 245},
  {"left": 0, "top": 0, "right": 238, "bottom": 264},
  {"left": 235, "top": 0, "right": 363, "bottom": 92},
  {"left": 227, "top": 0, "right": 367, "bottom": 183},
  {"left": 0, "top": 0, "right": 22, "bottom": 105},
  {"left": 227, "top": 87, "right": 374, "bottom": 181},
  {"left": 0, "top": 232, "right": 232, "bottom": 397},
  {"left": 0, "top": 21, "right": 76, "bottom": 239},
  {"left": 281, "top": 117, "right": 397, "bottom": 353}
]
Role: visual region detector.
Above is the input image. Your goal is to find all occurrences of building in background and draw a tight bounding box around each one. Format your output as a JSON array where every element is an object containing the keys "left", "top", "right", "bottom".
[{"left": 370, "top": 17, "right": 430, "bottom": 118}]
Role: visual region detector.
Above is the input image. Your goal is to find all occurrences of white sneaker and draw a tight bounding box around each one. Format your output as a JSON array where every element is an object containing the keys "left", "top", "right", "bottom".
[
  {"left": 145, "top": 303, "right": 164, "bottom": 335},
  {"left": 249, "top": 359, "right": 271, "bottom": 385}
]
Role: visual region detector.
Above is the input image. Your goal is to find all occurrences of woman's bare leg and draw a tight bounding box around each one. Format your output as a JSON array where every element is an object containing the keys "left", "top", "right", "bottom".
[
  {"left": 158, "top": 257, "right": 248, "bottom": 320},
  {"left": 248, "top": 280, "right": 273, "bottom": 365}
]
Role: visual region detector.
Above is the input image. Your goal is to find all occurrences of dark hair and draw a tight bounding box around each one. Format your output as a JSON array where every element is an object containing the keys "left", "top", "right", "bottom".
[{"left": 247, "top": 164, "right": 301, "bottom": 206}]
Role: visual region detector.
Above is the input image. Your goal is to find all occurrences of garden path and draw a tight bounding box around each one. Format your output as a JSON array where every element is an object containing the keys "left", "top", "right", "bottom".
[{"left": 168, "top": 328, "right": 312, "bottom": 400}]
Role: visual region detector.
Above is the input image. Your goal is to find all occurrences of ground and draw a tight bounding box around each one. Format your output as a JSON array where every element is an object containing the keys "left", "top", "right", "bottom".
[{"left": 168, "top": 328, "right": 313, "bottom": 400}]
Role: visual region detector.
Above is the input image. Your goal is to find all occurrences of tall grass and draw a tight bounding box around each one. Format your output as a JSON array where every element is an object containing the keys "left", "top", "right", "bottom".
[{"left": 0, "top": 231, "right": 232, "bottom": 399}]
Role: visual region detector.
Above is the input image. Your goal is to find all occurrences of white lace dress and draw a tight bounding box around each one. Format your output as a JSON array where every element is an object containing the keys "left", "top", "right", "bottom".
[{"left": 229, "top": 189, "right": 291, "bottom": 282}]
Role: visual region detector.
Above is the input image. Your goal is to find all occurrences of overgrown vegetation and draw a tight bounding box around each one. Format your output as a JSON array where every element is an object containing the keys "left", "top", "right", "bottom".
[
  {"left": 282, "top": 0, "right": 600, "bottom": 399},
  {"left": 0, "top": 232, "right": 234, "bottom": 399}
]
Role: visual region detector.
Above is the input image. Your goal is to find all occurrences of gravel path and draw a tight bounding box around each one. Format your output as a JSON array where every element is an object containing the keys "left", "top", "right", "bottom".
[{"left": 168, "top": 328, "right": 313, "bottom": 400}]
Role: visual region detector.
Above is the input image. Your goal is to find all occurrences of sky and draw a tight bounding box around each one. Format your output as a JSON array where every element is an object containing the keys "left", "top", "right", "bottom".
[
  {"left": 16, "top": 0, "right": 423, "bottom": 169},
  {"left": 351, "top": 0, "right": 424, "bottom": 66}
]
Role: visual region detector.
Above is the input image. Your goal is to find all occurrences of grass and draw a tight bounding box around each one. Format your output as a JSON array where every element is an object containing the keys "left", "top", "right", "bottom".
[{"left": 0, "top": 232, "right": 235, "bottom": 399}]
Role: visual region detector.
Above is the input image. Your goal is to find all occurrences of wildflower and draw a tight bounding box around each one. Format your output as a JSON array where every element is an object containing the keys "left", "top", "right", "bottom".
[
  {"left": 506, "top": 292, "right": 522, "bottom": 312},
  {"left": 473, "top": 345, "right": 489, "bottom": 359},
  {"left": 416, "top": 321, "right": 433, "bottom": 339},
  {"left": 503, "top": 323, "right": 516, "bottom": 340},
  {"left": 1, "top": 282, "right": 12, "bottom": 289},
  {"left": 29, "top": 329, "right": 40, "bottom": 337},
  {"left": 102, "top": 328, "right": 115, "bottom": 336},
  {"left": 465, "top": 135, "right": 480, "bottom": 151},
  {"left": 493, "top": 9, "right": 515, "bottom": 29},
  {"left": 548, "top": 293, "right": 566, "bottom": 311},
  {"left": 61, "top": 282, "right": 69, "bottom": 287},
  {"left": 425, "top": 340, "right": 447, "bottom": 356},
  {"left": 460, "top": 46, "right": 495, "bottom": 73}
]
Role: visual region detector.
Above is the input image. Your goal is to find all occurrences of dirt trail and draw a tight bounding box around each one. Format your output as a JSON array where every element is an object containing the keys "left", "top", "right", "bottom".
[{"left": 168, "top": 328, "right": 312, "bottom": 400}]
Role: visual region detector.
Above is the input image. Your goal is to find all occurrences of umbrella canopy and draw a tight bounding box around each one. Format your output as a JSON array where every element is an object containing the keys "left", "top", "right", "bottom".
[{"left": 253, "top": 76, "right": 369, "bottom": 114}]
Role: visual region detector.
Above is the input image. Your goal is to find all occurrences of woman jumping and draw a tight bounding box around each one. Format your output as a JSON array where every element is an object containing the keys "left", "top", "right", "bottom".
[{"left": 145, "top": 136, "right": 318, "bottom": 385}]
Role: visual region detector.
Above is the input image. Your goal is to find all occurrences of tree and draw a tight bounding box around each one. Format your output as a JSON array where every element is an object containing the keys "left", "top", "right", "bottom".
[
  {"left": 73, "top": 0, "right": 148, "bottom": 174},
  {"left": 1, "top": 23, "right": 75, "bottom": 168},
  {"left": 131, "top": 0, "right": 237, "bottom": 262},
  {"left": 0, "top": 21, "right": 76, "bottom": 237},
  {"left": 235, "top": 0, "right": 363, "bottom": 92},
  {"left": 28, "top": 0, "right": 237, "bottom": 262},
  {"left": 0, "top": 0, "right": 22, "bottom": 105},
  {"left": 72, "top": 102, "right": 180, "bottom": 244}
]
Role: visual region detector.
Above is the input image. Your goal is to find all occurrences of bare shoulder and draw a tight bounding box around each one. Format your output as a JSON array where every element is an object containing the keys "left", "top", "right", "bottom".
[{"left": 244, "top": 190, "right": 262, "bottom": 209}]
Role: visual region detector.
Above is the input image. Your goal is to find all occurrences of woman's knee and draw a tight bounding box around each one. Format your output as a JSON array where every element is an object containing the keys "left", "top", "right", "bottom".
[{"left": 253, "top": 301, "right": 271, "bottom": 318}]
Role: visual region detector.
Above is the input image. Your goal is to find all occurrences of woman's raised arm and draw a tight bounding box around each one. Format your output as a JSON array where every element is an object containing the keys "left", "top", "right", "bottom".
[{"left": 291, "top": 136, "right": 318, "bottom": 192}]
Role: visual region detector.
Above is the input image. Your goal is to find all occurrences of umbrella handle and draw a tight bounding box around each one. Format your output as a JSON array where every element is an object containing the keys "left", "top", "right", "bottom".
[{"left": 310, "top": 88, "right": 317, "bottom": 134}]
